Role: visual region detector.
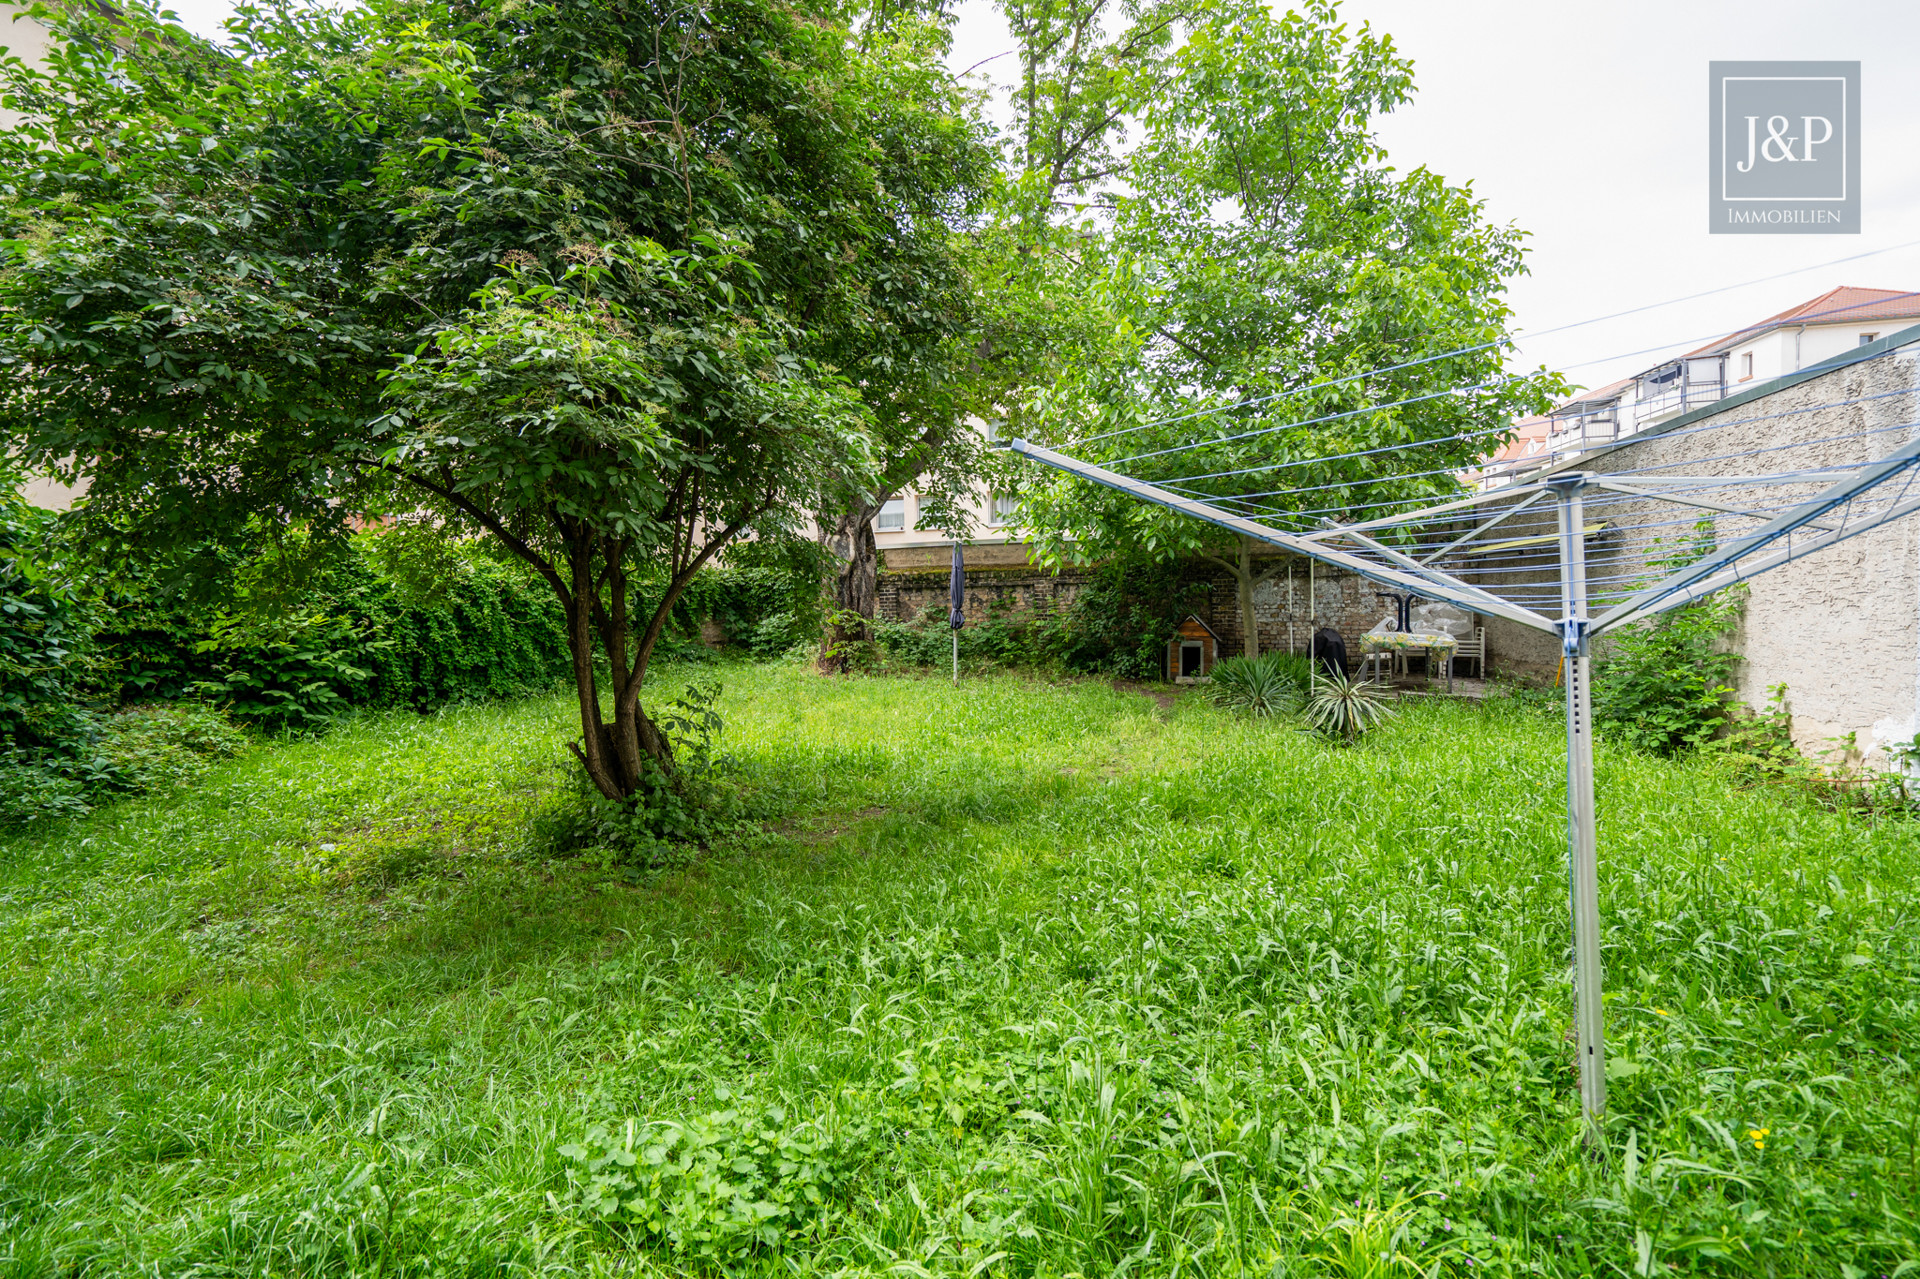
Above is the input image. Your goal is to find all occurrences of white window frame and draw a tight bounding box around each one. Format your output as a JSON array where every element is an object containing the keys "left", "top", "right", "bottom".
[
  {"left": 1739, "top": 351, "right": 1753, "bottom": 381},
  {"left": 988, "top": 492, "right": 1019, "bottom": 527},
  {"left": 876, "top": 497, "right": 907, "bottom": 531},
  {"left": 1860, "top": 332, "right": 1880, "bottom": 346}
]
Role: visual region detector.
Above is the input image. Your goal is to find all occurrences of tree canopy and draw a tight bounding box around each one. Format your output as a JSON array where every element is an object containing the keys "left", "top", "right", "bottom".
[
  {"left": 0, "top": 0, "right": 995, "bottom": 796},
  {"left": 995, "top": 0, "right": 1563, "bottom": 651}
]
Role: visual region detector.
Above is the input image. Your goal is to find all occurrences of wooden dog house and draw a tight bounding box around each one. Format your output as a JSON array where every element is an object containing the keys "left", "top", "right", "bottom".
[{"left": 1164, "top": 614, "right": 1220, "bottom": 683}]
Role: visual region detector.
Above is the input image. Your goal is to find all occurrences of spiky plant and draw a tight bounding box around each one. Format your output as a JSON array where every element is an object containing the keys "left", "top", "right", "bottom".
[
  {"left": 1305, "top": 670, "right": 1395, "bottom": 743},
  {"left": 1204, "top": 653, "right": 1308, "bottom": 718}
]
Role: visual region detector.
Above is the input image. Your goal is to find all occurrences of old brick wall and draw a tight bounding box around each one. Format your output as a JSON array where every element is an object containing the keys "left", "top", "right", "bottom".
[
  {"left": 1475, "top": 339, "right": 1920, "bottom": 761},
  {"left": 876, "top": 552, "right": 1434, "bottom": 667},
  {"left": 878, "top": 565, "right": 1092, "bottom": 626}
]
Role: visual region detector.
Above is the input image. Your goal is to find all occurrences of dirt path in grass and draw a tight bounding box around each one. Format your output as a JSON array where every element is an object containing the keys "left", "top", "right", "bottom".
[{"left": 1111, "top": 679, "right": 1180, "bottom": 716}]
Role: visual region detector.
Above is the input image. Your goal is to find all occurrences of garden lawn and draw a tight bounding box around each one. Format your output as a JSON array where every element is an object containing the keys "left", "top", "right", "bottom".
[{"left": 2, "top": 666, "right": 1917, "bottom": 1278}]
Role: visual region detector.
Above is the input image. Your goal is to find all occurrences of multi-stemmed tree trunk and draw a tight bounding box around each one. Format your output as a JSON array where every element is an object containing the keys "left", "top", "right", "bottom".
[{"left": 419, "top": 475, "right": 769, "bottom": 802}]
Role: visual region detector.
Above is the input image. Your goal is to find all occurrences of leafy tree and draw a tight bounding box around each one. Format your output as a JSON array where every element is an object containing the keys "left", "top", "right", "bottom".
[
  {"left": 1005, "top": 0, "right": 1564, "bottom": 656},
  {"left": 808, "top": 0, "right": 1154, "bottom": 670},
  {"left": 0, "top": 0, "right": 992, "bottom": 798}
]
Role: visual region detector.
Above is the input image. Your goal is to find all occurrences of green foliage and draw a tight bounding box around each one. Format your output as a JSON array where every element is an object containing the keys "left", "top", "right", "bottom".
[
  {"left": 1008, "top": 0, "right": 1565, "bottom": 575},
  {"left": 535, "top": 683, "right": 742, "bottom": 864},
  {"left": 1304, "top": 669, "right": 1396, "bottom": 743},
  {"left": 672, "top": 542, "right": 831, "bottom": 658},
  {"left": 0, "top": 703, "right": 244, "bottom": 827},
  {"left": 4, "top": 672, "right": 1919, "bottom": 1276},
  {"left": 0, "top": 481, "right": 96, "bottom": 755},
  {"left": 1204, "top": 652, "right": 1309, "bottom": 718},
  {"left": 0, "top": 0, "right": 994, "bottom": 798},
  {"left": 93, "top": 704, "right": 248, "bottom": 793},
  {"left": 1051, "top": 559, "right": 1208, "bottom": 678},
  {"left": 873, "top": 605, "right": 1043, "bottom": 672},
  {"left": 1705, "top": 683, "right": 1808, "bottom": 783},
  {"left": 0, "top": 745, "right": 98, "bottom": 824},
  {"left": 1705, "top": 684, "right": 1920, "bottom": 822},
  {"left": 1591, "top": 589, "right": 1743, "bottom": 757},
  {"left": 558, "top": 1103, "right": 866, "bottom": 1262},
  {"left": 874, "top": 560, "right": 1206, "bottom": 679},
  {"left": 105, "top": 538, "right": 571, "bottom": 731}
]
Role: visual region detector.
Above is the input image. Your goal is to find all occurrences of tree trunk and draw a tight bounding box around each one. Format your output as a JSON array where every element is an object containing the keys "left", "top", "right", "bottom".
[
  {"left": 1236, "top": 538, "right": 1260, "bottom": 660},
  {"left": 817, "top": 503, "right": 879, "bottom": 673},
  {"left": 1207, "top": 537, "right": 1282, "bottom": 661},
  {"left": 555, "top": 534, "right": 678, "bottom": 802}
]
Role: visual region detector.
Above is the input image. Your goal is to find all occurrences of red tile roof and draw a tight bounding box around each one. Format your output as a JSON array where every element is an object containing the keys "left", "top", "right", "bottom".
[
  {"left": 1483, "top": 414, "right": 1551, "bottom": 466},
  {"left": 1685, "top": 286, "right": 1920, "bottom": 357},
  {"left": 1553, "top": 376, "right": 1636, "bottom": 411}
]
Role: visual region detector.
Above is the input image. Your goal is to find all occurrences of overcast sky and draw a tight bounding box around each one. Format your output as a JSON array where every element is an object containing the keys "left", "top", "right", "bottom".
[
  {"left": 948, "top": 0, "right": 1920, "bottom": 391},
  {"left": 159, "top": 0, "right": 1920, "bottom": 393}
]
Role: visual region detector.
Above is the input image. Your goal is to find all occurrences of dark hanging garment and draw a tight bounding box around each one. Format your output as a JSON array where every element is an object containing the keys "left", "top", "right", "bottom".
[{"left": 1311, "top": 627, "right": 1348, "bottom": 680}]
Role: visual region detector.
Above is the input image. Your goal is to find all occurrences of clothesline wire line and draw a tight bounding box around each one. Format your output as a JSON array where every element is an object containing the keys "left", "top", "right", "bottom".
[
  {"left": 1060, "top": 259, "right": 1920, "bottom": 448},
  {"left": 1051, "top": 342, "right": 1920, "bottom": 494},
  {"left": 1112, "top": 385, "right": 1511, "bottom": 470},
  {"left": 1139, "top": 387, "right": 1920, "bottom": 508},
  {"left": 1233, "top": 476, "right": 1917, "bottom": 597},
  {"left": 1090, "top": 289, "right": 1920, "bottom": 471},
  {"left": 1171, "top": 430, "right": 1912, "bottom": 540}
]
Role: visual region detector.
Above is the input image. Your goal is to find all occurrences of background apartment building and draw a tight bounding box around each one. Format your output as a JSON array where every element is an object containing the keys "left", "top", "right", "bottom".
[{"left": 1484, "top": 286, "right": 1920, "bottom": 488}]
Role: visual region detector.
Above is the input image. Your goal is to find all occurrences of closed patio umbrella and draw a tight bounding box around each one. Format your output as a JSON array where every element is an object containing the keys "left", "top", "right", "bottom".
[{"left": 949, "top": 542, "right": 965, "bottom": 686}]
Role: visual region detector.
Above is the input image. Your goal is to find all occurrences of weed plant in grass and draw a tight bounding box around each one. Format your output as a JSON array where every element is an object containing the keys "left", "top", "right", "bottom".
[{"left": 2, "top": 669, "right": 1917, "bottom": 1277}]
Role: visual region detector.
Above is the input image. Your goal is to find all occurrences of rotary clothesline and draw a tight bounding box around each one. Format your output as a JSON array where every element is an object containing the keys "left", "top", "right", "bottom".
[{"left": 1010, "top": 394, "right": 1920, "bottom": 1131}]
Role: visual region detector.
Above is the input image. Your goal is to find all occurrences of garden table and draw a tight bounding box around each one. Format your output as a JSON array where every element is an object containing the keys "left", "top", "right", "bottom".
[{"left": 1359, "top": 629, "right": 1459, "bottom": 693}]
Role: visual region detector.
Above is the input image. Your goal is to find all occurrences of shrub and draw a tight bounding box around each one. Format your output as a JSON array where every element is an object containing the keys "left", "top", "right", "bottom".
[
  {"left": 1047, "top": 558, "right": 1208, "bottom": 678},
  {"left": 870, "top": 559, "right": 1212, "bottom": 678},
  {"left": 1205, "top": 652, "right": 1308, "bottom": 718},
  {"left": 671, "top": 538, "right": 832, "bottom": 652},
  {"left": 0, "top": 480, "right": 100, "bottom": 756},
  {"left": 532, "top": 682, "right": 742, "bottom": 863},
  {"left": 1304, "top": 670, "right": 1395, "bottom": 744},
  {"left": 0, "top": 748, "right": 97, "bottom": 824},
  {"left": 96, "top": 704, "right": 247, "bottom": 791},
  {"left": 0, "top": 703, "right": 246, "bottom": 827},
  {"left": 103, "top": 537, "right": 573, "bottom": 729},
  {"left": 1589, "top": 588, "right": 1742, "bottom": 757}
]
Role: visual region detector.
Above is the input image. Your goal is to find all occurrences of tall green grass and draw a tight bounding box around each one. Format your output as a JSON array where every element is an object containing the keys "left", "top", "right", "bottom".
[{"left": 1, "top": 667, "right": 1915, "bottom": 1277}]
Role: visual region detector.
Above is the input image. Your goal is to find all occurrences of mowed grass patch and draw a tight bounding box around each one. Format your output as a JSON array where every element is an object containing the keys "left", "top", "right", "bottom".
[{"left": 1, "top": 665, "right": 1916, "bottom": 1278}]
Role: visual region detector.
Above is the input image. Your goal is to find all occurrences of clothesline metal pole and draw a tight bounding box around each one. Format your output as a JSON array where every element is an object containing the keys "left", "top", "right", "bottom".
[{"left": 1552, "top": 473, "right": 1607, "bottom": 1132}]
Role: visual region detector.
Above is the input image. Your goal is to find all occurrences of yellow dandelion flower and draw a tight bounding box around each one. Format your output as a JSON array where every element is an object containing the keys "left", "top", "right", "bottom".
[
  {"left": 1654, "top": 1008, "right": 1670, "bottom": 1016},
  {"left": 1747, "top": 1127, "right": 1769, "bottom": 1149}
]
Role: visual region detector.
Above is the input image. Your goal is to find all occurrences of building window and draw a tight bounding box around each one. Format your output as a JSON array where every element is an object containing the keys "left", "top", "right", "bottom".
[
  {"left": 1739, "top": 352, "right": 1753, "bottom": 381},
  {"left": 982, "top": 418, "right": 1004, "bottom": 444},
  {"left": 876, "top": 498, "right": 907, "bottom": 531},
  {"left": 989, "top": 493, "right": 1019, "bottom": 526},
  {"left": 1860, "top": 332, "right": 1880, "bottom": 346}
]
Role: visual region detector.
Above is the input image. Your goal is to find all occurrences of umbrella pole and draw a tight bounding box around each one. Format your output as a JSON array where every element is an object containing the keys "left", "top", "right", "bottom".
[{"left": 952, "top": 630, "right": 959, "bottom": 688}]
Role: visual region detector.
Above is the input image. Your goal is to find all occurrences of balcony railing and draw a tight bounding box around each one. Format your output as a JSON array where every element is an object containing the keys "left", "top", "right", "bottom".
[{"left": 1631, "top": 380, "right": 1727, "bottom": 427}]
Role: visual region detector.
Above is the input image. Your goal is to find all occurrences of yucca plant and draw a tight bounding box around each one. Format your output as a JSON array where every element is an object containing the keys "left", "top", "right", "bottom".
[
  {"left": 1204, "top": 652, "right": 1308, "bottom": 718},
  {"left": 1305, "top": 669, "right": 1395, "bottom": 743}
]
